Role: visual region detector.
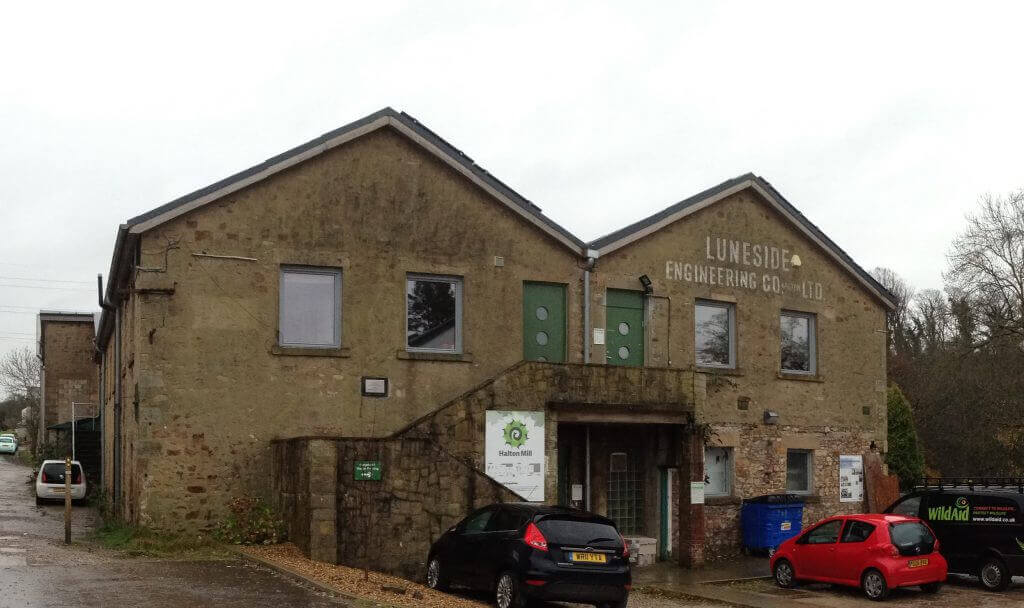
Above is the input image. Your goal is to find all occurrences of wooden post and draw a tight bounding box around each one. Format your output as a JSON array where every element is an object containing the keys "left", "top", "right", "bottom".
[{"left": 64, "top": 457, "right": 71, "bottom": 544}]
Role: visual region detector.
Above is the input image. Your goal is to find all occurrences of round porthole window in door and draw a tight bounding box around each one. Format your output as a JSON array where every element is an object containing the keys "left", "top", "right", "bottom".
[
  {"left": 618, "top": 346, "right": 630, "bottom": 360},
  {"left": 535, "top": 306, "right": 548, "bottom": 321},
  {"left": 535, "top": 331, "right": 549, "bottom": 346},
  {"left": 618, "top": 322, "right": 629, "bottom": 335}
]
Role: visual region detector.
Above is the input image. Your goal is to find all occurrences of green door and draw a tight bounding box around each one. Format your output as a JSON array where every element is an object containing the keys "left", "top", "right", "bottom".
[
  {"left": 523, "top": 282, "right": 567, "bottom": 362},
  {"left": 606, "top": 289, "right": 644, "bottom": 366}
]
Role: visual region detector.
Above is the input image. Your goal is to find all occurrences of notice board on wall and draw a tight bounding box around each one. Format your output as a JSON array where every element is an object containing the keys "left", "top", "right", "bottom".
[
  {"left": 839, "top": 455, "right": 865, "bottom": 503},
  {"left": 485, "top": 410, "right": 545, "bottom": 501}
]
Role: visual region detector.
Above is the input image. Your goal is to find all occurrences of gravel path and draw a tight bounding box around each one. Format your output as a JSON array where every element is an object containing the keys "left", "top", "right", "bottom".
[{"left": 243, "top": 543, "right": 726, "bottom": 608}]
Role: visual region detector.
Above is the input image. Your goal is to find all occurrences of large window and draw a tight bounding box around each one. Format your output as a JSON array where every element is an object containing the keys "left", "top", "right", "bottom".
[
  {"left": 695, "top": 301, "right": 735, "bottom": 368},
  {"left": 406, "top": 274, "right": 463, "bottom": 353},
  {"left": 279, "top": 267, "right": 341, "bottom": 348},
  {"left": 704, "top": 447, "right": 732, "bottom": 496},
  {"left": 786, "top": 449, "right": 813, "bottom": 494},
  {"left": 780, "top": 311, "right": 816, "bottom": 374}
]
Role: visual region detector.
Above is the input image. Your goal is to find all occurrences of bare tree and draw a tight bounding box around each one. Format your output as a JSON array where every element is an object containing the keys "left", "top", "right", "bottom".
[
  {"left": 871, "top": 266, "right": 915, "bottom": 356},
  {"left": 945, "top": 190, "right": 1024, "bottom": 347},
  {"left": 0, "top": 346, "right": 40, "bottom": 399},
  {"left": 910, "top": 289, "right": 951, "bottom": 354}
]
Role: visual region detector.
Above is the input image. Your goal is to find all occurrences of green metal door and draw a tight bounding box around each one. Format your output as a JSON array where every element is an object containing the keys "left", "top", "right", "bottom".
[
  {"left": 606, "top": 289, "right": 644, "bottom": 366},
  {"left": 523, "top": 282, "right": 566, "bottom": 362}
]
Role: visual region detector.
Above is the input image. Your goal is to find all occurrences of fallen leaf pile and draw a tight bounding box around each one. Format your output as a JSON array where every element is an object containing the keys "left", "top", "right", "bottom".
[{"left": 241, "top": 543, "right": 491, "bottom": 608}]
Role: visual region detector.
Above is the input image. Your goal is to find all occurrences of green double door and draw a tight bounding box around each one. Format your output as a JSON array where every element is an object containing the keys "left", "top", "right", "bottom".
[
  {"left": 523, "top": 282, "right": 567, "bottom": 362},
  {"left": 606, "top": 289, "right": 644, "bottom": 366}
]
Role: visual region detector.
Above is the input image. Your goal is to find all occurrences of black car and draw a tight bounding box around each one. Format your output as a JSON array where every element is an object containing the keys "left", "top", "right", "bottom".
[
  {"left": 426, "top": 503, "right": 630, "bottom": 608},
  {"left": 885, "top": 480, "right": 1024, "bottom": 591}
]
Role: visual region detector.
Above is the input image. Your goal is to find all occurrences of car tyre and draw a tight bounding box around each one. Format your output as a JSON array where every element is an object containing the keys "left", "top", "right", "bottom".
[
  {"left": 773, "top": 559, "right": 796, "bottom": 589},
  {"left": 425, "top": 556, "right": 450, "bottom": 592},
  {"left": 921, "top": 582, "right": 942, "bottom": 594},
  {"left": 980, "top": 557, "right": 1011, "bottom": 591},
  {"left": 599, "top": 598, "right": 628, "bottom": 608},
  {"left": 495, "top": 571, "right": 527, "bottom": 608},
  {"left": 861, "top": 569, "right": 889, "bottom": 601},
  {"left": 35, "top": 495, "right": 43, "bottom": 506}
]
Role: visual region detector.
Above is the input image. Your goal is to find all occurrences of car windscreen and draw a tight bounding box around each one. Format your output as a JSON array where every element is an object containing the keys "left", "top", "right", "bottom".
[
  {"left": 536, "top": 517, "right": 619, "bottom": 546},
  {"left": 889, "top": 522, "right": 935, "bottom": 555},
  {"left": 41, "top": 463, "right": 83, "bottom": 484},
  {"left": 0, "top": 438, "right": 14, "bottom": 444}
]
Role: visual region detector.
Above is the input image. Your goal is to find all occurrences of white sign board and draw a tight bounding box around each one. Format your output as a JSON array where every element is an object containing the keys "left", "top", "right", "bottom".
[
  {"left": 486, "top": 410, "right": 545, "bottom": 501},
  {"left": 690, "top": 481, "right": 705, "bottom": 505},
  {"left": 839, "top": 455, "right": 864, "bottom": 503}
]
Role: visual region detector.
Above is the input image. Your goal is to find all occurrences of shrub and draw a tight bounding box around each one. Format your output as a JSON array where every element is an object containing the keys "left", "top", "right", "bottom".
[
  {"left": 214, "top": 497, "right": 286, "bottom": 545},
  {"left": 886, "top": 384, "right": 925, "bottom": 490}
]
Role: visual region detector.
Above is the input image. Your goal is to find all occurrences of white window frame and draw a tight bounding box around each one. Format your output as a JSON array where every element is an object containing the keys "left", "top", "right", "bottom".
[
  {"left": 278, "top": 266, "right": 342, "bottom": 348},
  {"left": 780, "top": 310, "right": 817, "bottom": 374},
  {"left": 786, "top": 449, "right": 814, "bottom": 495},
  {"left": 405, "top": 273, "right": 463, "bottom": 354},
  {"left": 704, "top": 446, "right": 732, "bottom": 497},
  {"left": 694, "top": 300, "right": 736, "bottom": 369}
]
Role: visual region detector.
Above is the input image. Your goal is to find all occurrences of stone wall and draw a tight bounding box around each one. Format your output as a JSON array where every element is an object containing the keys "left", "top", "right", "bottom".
[
  {"left": 335, "top": 437, "right": 520, "bottom": 578},
  {"left": 703, "top": 422, "right": 877, "bottom": 556},
  {"left": 40, "top": 319, "right": 98, "bottom": 440}
]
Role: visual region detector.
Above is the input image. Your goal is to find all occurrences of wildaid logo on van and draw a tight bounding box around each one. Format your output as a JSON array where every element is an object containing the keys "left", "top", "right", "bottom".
[{"left": 928, "top": 496, "right": 970, "bottom": 522}]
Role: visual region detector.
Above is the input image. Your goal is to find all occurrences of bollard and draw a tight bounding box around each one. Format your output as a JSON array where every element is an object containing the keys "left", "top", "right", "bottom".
[{"left": 64, "top": 457, "right": 71, "bottom": 544}]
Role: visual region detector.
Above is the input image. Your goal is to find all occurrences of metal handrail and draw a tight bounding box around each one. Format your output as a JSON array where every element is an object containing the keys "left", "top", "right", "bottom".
[{"left": 915, "top": 476, "right": 1024, "bottom": 493}]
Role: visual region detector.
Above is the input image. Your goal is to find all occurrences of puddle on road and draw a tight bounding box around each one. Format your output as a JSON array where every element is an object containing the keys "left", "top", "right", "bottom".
[{"left": 0, "top": 554, "right": 26, "bottom": 567}]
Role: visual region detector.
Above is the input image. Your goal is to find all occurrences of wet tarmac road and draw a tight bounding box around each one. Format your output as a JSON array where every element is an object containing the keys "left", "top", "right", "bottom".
[{"left": 0, "top": 455, "right": 347, "bottom": 607}]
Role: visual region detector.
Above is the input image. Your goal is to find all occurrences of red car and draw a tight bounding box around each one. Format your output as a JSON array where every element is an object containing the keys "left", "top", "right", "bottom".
[{"left": 770, "top": 513, "right": 947, "bottom": 601}]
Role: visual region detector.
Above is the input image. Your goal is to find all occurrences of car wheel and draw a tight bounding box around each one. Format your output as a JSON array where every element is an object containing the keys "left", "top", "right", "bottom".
[
  {"left": 861, "top": 569, "right": 889, "bottom": 601},
  {"left": 921, "top": 582, "right": 942, "bottom": 594},
  {"left": 495, "top": 571, "right": 526, "bottom": 608},
  {"left": 596, "top": 598, "right": 628, "bottom": 608},
  {"left": 35, "top": 495, "right": 43, "bottom": 506},
  {"left": 980, "top": 557, "right": 1011, "bottom": 591},
  {"left": 773, "top": 559, "right": 796, "bottom": 588},
  {"left": 425, "top": 556, "right": 450, "bottom": 592}
]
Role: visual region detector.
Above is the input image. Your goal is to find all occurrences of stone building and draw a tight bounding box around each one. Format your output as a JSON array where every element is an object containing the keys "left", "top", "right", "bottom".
[
  {"left": 93, "top": 108, "right": 893, "bottom": 573},
  {"left": 37, "top": 311, "right": 99, "bottom": 446}
]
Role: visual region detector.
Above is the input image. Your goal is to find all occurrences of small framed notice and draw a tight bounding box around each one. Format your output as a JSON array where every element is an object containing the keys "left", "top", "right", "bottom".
[
  {"left": 690, "top": 481, "right": 705, "bottom": 505},
  {"left": 361, "top": 377, "right": 388, "bottom": 397}
]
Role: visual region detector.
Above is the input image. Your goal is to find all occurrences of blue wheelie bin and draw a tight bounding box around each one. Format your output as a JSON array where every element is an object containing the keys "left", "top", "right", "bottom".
[{"left": 741, "top": 494, "right": 804, "bottom": 555}]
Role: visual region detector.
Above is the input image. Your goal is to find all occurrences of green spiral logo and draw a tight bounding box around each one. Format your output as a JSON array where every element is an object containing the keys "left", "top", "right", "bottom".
[
  {"left": 955, "top": 497, "right": 968, "bottom": 509},
  {"left": 503, "top": 420, "right": 529, "bottom": 448}
]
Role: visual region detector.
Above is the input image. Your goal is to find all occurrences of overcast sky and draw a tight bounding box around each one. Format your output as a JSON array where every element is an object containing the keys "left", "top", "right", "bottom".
[{"left": 2, "top": 1, "right": 1022, "bottom": 359}]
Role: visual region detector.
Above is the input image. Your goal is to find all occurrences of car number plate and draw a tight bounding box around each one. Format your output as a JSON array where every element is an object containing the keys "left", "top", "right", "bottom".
[
  {"left": 570, "top": 552, "right": 607, "bottom": 564},
  {"left": 908, "top": 558, "right": 929, "bottom": 568}
]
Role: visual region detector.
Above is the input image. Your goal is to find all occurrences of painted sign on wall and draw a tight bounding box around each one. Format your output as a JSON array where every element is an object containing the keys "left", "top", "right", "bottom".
[
  {"left": 485, "top": 410, "right": 545, "bottom": 501},
  {"left": 839, "top": 455, "right": 864, "bottom": 503},
  {"left": 664, "top": 234, "right": 823, "bottom": 300}
]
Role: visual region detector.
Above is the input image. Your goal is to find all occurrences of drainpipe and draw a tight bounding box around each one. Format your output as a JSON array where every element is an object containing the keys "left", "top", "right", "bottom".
[{"left": 583, "top": 253, "right": 597, "bottom": 364}]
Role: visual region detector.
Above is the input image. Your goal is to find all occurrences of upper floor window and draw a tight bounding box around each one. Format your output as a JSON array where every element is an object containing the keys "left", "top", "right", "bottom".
[
  {"left": 279, "top": 267, "right": 341, "bottom": 348},
  {"left": 406, "top": 274, "right": 463, "bottom": 353},
  {"left": 781, "top": 311, "right": 816, "bottom": 374},
  {"left": 695, "top": 300, "right": 735, "bottom": 368}
]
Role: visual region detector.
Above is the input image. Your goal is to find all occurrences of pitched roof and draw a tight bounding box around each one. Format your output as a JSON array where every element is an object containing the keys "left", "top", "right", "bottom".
[
  {"left": 588, "top": 173, "right": 896, "bottom": 309},
  {"left": 125, "top": 107, "right": 585, "bottom": 252}
]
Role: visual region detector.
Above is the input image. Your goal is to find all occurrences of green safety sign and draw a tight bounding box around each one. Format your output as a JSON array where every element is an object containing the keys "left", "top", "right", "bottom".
[{"left": 354, "top": 461, "right": 382, "bottom": 481}]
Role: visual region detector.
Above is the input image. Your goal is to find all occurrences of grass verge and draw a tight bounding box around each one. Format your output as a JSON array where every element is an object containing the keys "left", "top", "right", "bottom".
[{"left": 92, "top": 521, "right": 232, "bottom": 559}]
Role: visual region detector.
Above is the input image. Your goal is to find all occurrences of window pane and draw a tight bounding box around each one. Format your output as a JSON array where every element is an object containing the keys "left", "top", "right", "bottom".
[
  {"left": 806, "top": 520, "right": 841, "bottom": 544},
  {"left": 781, "top": 314, "right": 811, "bottom": 372},
  {"left": 786, "top": 450, "right": 811, "bottom": 492},
  {"left": 407, "top": 278, "right": 458, "bottom": 350},
  {"left": 281, "top": 270, "right": 338, "bottom": 346},
  {"left": 705, "top": 447, "right": 730, "bottom": 496},
  {"left": 695, "top": 303, "right": 731, "bottom": 367},
  {"left": 841, "top": 520, "right": 876, "bottom": 543}
]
